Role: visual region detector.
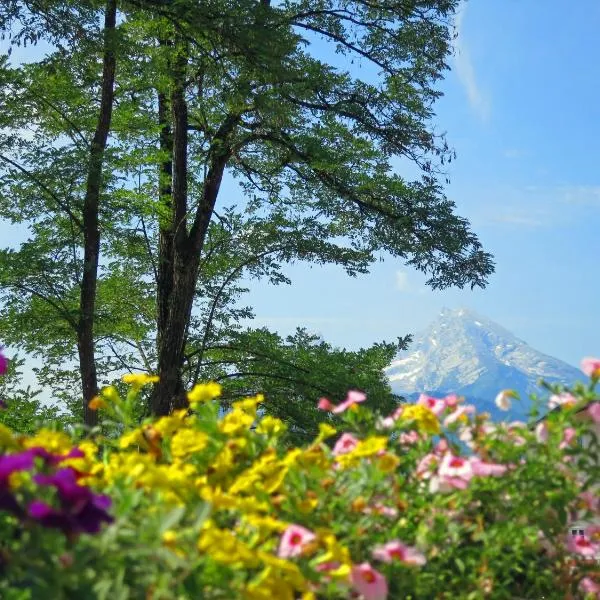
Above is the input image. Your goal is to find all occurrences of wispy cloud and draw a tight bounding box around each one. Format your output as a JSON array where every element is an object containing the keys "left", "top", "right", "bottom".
[
  {"left": 561, "top": 185, "right": 600, "bottom": 206},
  {"left": 395, "top": 270, "right": 426, "bottom": 294},
  {"left": 453, "top": 3, "right": 490, "bottom": 121}
]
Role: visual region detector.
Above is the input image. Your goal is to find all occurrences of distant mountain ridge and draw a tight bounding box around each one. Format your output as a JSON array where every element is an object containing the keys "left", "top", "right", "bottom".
[{"left": 385, "top": 308, "right": 582, "bottom": 419}]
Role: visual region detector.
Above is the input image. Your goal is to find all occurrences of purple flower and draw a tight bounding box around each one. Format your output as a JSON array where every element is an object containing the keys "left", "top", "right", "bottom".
[
  {"left": 0, "top": 348, "right": 8, "bottom": 376},
  {"left": 31, "top": 468, "right": 113, "bottom": 534},
  {"left": 0, "top": 451, "right": 36, "bottom": 484},
  {"left": 0, "top": 450, "right": 37, "bottom": 517},
  {"left": 0, "top": 399, "right": 6, "bottom": 409}
]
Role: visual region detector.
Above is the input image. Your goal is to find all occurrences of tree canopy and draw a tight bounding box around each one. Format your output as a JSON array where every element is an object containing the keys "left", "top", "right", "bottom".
[{"left": 0, "top": 0, "right": 494, "bottom": 430}]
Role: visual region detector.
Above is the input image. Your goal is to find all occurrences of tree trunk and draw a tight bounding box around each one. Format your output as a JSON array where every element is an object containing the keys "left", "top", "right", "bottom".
[
  {"left": 150, "top": 47, "right": 239, "bottom": 416},
  {"left": 78, "top": 0, "right": 117, "bottom": 427}
]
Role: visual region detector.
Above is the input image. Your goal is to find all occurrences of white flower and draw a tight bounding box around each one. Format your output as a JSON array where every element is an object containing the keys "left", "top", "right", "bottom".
[{"left": 495, "top": 389, "right": 518, "bottom": 411}]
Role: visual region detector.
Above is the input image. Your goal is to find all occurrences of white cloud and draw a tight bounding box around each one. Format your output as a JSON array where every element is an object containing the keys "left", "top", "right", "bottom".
[
  {"left": 561, "top": 185, "right": 600, "bottom": 206},
  {"left": 453, "top": 3, "right": 490, "bottom": 121},
  {"left": 395, "top": 270, "right": 411, "bottom": 292}
]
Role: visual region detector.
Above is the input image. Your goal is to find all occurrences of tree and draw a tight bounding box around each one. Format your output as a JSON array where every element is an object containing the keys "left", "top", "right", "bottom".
[{"left": 0, "top": 0, "right": 494, "bottom": 423}]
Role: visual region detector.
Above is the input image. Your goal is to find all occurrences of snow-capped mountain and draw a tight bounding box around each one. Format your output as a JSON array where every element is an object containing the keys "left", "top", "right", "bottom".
[{"left": 385, "top": 308, "right": 583, "bottom": 419}]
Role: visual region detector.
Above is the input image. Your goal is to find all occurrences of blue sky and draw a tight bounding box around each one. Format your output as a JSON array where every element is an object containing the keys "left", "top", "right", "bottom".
[
  {"left": 241, "top": 0, "right": 600, "bottom": 368},
  {"left": 1, "top": 0, "right": 599, "bottom": 378}
]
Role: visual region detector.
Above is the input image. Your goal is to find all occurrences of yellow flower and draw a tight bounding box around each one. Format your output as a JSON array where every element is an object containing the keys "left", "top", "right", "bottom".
[
  {"left": 256, "top": 416, "right": 286, "bottom": 437},
  {"left": 0, "top": 423, "right": 17, "bottom": 449},
  {"left": 24, "top": 429, "right": 72, "bottom": 454},
  {"left": 187, "top": 382, "right": 222, "bottom": 404},
  {"left": 101, "top": 385, "right": 120, "bottom": 403},
  {"left": 88, "top": 395, "right": 107, "bottom": 411},
  {"left": 61, "top": 440, "right": 98, "bottom": 473},
  {"left": 119, "top": 428, "right": 145, "bottom": 450},
  {"left": 243, "top": 514, "right": 289, "bottom": 533},
  {"left": 297, "top": 496, "right": 318, "bottom": 514},
  {"left": 219, "top": 408, "right": 255, "bottom": 436},
  {"left": 122, "top": 373, "right": 159, "bottom": 389},
  {"left": 376, "top": 452, "right": 400, "bottom": 474},
  {"left": 353, "top": 436, "right": 388, "bottom": 457},
  {"left": 162, "top": 529, "right": 178, "bottom": 547},
  {"left": 244, "top": 568, "right": 295, "bottom": 600},
  {"left": 198, "top": 523, "right": 258, "bottom": 566},
  {"left": 317, "top": 423, "right": 337, "bottom": 440},
  {"left": 401, "top": 404, "right": 440, "bottom": 435},
  {"left": 154, "top": 409, "right": 189, "bottom": 437},
  {"left": 170, "top": 428, "right": 208, "bottom": 458}
]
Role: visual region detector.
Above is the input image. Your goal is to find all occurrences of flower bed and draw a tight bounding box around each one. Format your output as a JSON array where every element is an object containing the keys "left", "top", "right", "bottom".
[{"left": 0, "top": 352, "right": 599, "bottom": 599}]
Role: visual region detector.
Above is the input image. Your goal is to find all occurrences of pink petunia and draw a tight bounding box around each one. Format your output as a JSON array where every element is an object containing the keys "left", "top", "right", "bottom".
[
  {"left": 372, "top": 540, "right": 426, "bottom": 566},
  {"left": 438, "top": 453, "right": 474, "bottom": 482},
  {"left": 350, "top": 562, "right": 388, "bottom": 600},
  {"left": 398, "top": 431, "right": 421, "bottom": 445},
  {"left": 443, "top": 404, "right": 475, "bottom": 427},
  {"left": 559, "top": 427, "right": 577, "bottom": 450},
  {"left": 0, "top": 348, "right": 8, "bottom": 376},
  {"left": 567, "top": 534, "right": 600, "bottom": 558},
  {"left": 417, "top": 394, "right": 446, "bottom": 416},
  {"left": 332, "top": 433, "right": 359, "bottom": 456},
  {"left": 469, "top": 457, "right": 507, "bottom": 477},
  {"left": 443, "top": 393, "right": 461, "bottom": 408},
  {"left": 581, "top": 357, "right": 600, "bottom": 379},
  {"left": 535, "top": 421, "right": 549, "bottom": 443},
  {"left": 580, "top": 577, "right": 600, "bottom": 599},
  {"left": 549, "top": 392, "right": 577, "bottom": 410},
  {"left": 278, "top": 524, "right": 316, "bottom": 559},
  {"left": 586, "top": 402, "right": 600, "bottom": 424},
  {"left": 578, "top": 490, "right": 599, "bottom": 513},
  {"left": 332, "top": 389, "right": 367, "bottom": 414},
  {"left": 318, "top": 397, "right": 335, "bottom": 411}
]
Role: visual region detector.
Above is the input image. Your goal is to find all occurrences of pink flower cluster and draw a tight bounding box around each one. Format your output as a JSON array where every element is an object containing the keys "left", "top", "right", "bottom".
[
  {"left": 278, "top": 525, "right": 425, "bottom": 600},
  {"left": 318, "top": 390, "right": 366, "bottom": 414}
]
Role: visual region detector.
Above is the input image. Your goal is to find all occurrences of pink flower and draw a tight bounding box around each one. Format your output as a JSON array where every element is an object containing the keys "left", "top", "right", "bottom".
[
  {"left": 278, "top": 524, "right": 316, "bottom": 558},
  {"left": 332, "top": 433, "right": 359, "bottom": 456},
  {"left": 580, "top": 577, "right": 600, "bottom": 599},
  {"left": 332, "top": 390, "right": 367, "bottom": 414},
  {"left": 567, "top": 534, "right": 600, "bottom": 557},
  {"left": 438, "top": 453, "right": 474, "bottom": 482},
  {"left": 581, "top": 357, "right": 600, "bottom": 379},
  {"left": 443, "top": 393, "right": 461, "bottom": 408},
  {"left": 495, "top": 389, "right": 517, "bottom": 411},
  {"left": 372, "top": 540, "right": 426, "bottom": 566},
  {"left": 469, "top": 457, "right": 507, "bottom": 477},
  {"left": 586, "top": 402, "right": 600, "bottom": 424},
  {"left": 318, "top": 398, "right": 335, "bottom": 411},
  {"left": 443, "top": 404, "right": 475, "bottom": 426},
  {"left": 350, "top": 562, "right": 388, "bottom": 600},
  {"left": 415, "top": 453, "right": 437, "bottom": 480},
  {"left": 578, "top": 490, "right": 599, "bottom": 513},
  {"left": 417, "top": 394, "right": 446, "bottom": 416},
  {"left": 398, "top": 431, "right": 420, "bottom": 445},
  {"left": 535, "top": 421, "right": 549, "bottom": 443},
  {"left": 549, "top": 392, "right": 577, "bottom": 410},
  {"left": 559, "top": 427, "right": 577, "bottom": 450},
  {"left": 364, "top": 504, "right": 399, "bottom": 519},
  {"left": 318, "top": 390, "right": 367, "bottom": 414},
  {"left": 0, "top": 348, "right": 8, "bottom": 376}
]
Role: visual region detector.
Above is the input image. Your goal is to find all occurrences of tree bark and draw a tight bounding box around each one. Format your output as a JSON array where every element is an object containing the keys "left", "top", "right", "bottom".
[{"left": 78, "top": 0, "right": 117, "bottom": 427}]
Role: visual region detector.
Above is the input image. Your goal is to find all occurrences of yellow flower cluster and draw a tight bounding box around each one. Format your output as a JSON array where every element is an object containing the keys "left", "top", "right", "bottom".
[{"left": 400, "top": 404, "right": 441, "bottom": 435}]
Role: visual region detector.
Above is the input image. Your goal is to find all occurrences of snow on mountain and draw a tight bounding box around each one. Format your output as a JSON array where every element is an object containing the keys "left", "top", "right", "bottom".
[{"left": 385, "top": 308, "right": 583, "bottom": 419}]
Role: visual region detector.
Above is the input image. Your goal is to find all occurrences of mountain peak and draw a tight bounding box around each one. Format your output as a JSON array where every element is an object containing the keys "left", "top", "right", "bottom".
[{"left": 386, "top": 310, "right": 581, "bottom": 419}]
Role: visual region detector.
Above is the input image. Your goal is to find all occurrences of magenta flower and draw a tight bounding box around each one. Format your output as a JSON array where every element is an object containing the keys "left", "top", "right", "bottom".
[
  {"left": 277, "top": 524, "right": 316, "bottom": 558},
  {"left": 0, "top": 348, "right": 8, "bottom": 376},
  {"left": 317, "top": 397, "right": 335, "bottom": 411},
  {"left": 372, "top": 540, "right": 426, "bottom": 566},
  {"left": 417, "top": 394, "right": 446, "bottom": 416},
  {"left": 31, "top": 468, "right": 113, "bottom": 535},
  {"left": 581, "top": 357, "right": 600, "bottom": 379},
  {"left": 350, "top": 562, "right": 388, "bottom": 600},
  {"left": 0, "top": 450, "right": 37, "bottom": 516},
  {"left": 332, "top": 433, "right": 359, "bottom": 456}
]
